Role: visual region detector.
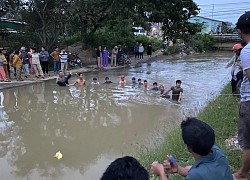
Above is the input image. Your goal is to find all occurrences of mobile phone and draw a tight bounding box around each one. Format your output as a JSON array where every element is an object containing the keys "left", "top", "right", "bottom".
[{"left": 168, "top": 155, "right": 176, "bottom": 164}]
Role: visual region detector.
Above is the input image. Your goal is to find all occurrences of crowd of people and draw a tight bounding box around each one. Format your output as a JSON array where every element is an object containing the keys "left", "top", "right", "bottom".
[
  {"left": 95, "top": 42, "right": 153, "bottom": 69},
  {"left": 0, "top": 46, "right": 81, "bottom": 82}
]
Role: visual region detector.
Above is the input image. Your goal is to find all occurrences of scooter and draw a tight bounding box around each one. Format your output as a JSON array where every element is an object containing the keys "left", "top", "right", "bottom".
[
  {"left": 117, "top": 54, "right": 131, "bottom": 66},
  {"left": 68, "top": 53, "right": 83, "bottom": 68}
]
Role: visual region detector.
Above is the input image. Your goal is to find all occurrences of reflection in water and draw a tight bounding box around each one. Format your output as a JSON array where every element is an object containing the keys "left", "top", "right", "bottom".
[{"left": 0, "top": 53, "right": 231, "bottom": 179}]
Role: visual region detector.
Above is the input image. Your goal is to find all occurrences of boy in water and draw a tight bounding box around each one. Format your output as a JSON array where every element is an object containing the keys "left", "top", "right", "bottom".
[
  {"left": 138, "top": 78, "right": 143, "bottom": 85},
  {"left": 132, "top": 77, "right": 138, "bottom": 85},
  {"left": 71, "top": 73, "right": 85, "bottom": 86},
  {"left": 91, "top": 77, "right": 100, "bottom": 85},
  {"left": 56, "top": 70, "right": 71, "bottom": 86},
  {"left": 151, "top": 82, "right": 159, "bottom": 91},
  {"left": 104, "top": 77, "right": 113, "bottom": 84},
  {"left": 119, "top": 75, "right": 126, "bottom": 85},
  {"left": 161, "top": 80, "right": 183, "bottom": 103},
  {"left": 144, "top": 80, "right": 149, "bottom": 90}
]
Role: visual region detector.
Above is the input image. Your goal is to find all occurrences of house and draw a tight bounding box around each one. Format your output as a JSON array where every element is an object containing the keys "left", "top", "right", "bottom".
[
  {"left": 189, "top": 16, "right": 225, "bottom": 34},
  {"left": 0, "top": 18, "right": 26, "bottom": 41}
]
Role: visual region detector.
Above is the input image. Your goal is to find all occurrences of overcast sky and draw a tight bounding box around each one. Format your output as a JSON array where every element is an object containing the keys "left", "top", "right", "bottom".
[{"left": 193, "top": 0, "right": 250, "bottom": 24}]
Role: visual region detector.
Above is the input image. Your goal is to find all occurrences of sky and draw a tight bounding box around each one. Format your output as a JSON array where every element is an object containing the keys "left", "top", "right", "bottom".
[{"left": 193, "top": 0, "right": 250, "bottom": 24}]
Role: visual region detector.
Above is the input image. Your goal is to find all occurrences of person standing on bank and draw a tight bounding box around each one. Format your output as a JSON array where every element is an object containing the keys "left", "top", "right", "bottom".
[
  {"left": 134, "top": 42, "right": 139, "bottom": 59},
  {"left": 233, "top": 12, "right": 250, "bottom": 180},
  {"left": 226, "top": 44, "right": 243, "bottom": 94},
  {"left": 111, "top": 46, "right": 118, "bottom": 67},
  {"left": 139, "top": 43, "right": 144, "bottom": 59},
  {"left": 50, "top": 47, "right": 60, "bottom": 75},
  {"left": 147, "top": 42, "right": 152, "bottom": 57},
  {"left": 39, "top": 47, "right": 50, "bottom": 76},
  {"left": 20, "top": 47, "right": 30, "bottom": 78},
  {"left": 96, "top": 46, "right": 103, "bottom": 68},
  {"left": 59, "top": 48, "right": 68, "bottom": 74},
  {"left": 30, "top": 48, "right": 45, "bottom": 79},
  {"left": 13, "top": 50, "right": 23, "bottom": 81},
  {"left": 102, "top": 46, "right": 109, "bottom": 67}
]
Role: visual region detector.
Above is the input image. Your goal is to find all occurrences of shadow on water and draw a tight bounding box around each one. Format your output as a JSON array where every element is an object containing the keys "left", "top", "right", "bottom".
[{"left": 0, "top": 52, "right": 232, "bottom": 179}]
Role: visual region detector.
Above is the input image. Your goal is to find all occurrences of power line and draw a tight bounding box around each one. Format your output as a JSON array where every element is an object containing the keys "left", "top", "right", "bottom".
[
  {"left": 200, "top": 9, "right": 250, "bottom": 15},
  {"left": 200, "top": 7, "right": 250, "bottom": 13},
  {"left": 197, "top": 2, "right": 250, "bottom": 7}
]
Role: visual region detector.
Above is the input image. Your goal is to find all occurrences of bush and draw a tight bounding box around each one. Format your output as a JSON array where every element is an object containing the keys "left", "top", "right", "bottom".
[
  {"left": 163, "top": 44, "right": 181, "bottom": 55},
  {"left": 188, "top": 34, "right": 217, "bottom": 52}
]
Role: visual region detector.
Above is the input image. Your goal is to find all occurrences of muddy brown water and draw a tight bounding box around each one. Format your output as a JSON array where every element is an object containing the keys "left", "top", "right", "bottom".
[{"left": 0, "top": 52, "right": 232, "bottom": 179}]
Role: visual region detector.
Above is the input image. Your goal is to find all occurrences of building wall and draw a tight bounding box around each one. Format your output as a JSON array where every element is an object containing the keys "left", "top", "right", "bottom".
[{"left": 189, "top": 17, "right": 222, "bottom": 34}]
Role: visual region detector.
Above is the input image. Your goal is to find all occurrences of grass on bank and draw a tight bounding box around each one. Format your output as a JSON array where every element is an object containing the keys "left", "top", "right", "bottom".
[{"left": 138, "top": 84, "right": 242, "bottom": 180}]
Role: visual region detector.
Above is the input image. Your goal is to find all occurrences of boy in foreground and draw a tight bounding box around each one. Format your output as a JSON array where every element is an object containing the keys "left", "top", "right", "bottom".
[{"left": 151, "top": 118, "right": 233, "bottom": 180}]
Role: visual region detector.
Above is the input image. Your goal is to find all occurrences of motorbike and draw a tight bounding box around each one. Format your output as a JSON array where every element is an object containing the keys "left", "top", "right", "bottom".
[
  {"left": 68, "top": 53, "right": 83, "bottom": 68},
  {"left": 117, "top": 54, "right": 131, "bottom": 66}
]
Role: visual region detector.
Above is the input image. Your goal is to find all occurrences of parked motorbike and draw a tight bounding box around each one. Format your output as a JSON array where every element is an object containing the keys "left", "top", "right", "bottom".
[
  {"left": 68, "top": 53, "right": 83, "bottom": 68},
  {"left": 117, "top": 54, "right": 131, "bottom": 66}
]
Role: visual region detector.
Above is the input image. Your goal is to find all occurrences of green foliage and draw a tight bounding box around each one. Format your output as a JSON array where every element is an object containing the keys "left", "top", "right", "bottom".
[
  {"left": 140, "top": 0, "right": 199, "bottom": 40},
  {"left": 163, "top": 44, "right": 181, "bottom": 55},
  {"left": 138, "top": 84, "right": 242, "bottom": 179},
  {"left": 188, "top": 34, "right": 217, "bottom": 52},
  {"left": 63, "top": 32, "right": 82, "bottom": 47}
]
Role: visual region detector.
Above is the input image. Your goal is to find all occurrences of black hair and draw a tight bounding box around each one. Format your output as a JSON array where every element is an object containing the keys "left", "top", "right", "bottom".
[
  {"left": 241, "top": 41, "right": 247, "bottom": 47},
  {"left": 176, "top": 80, "right": 182, "bottom": 84},
  {"left": 153, "top": 82, "right": 157, "bottom": 86},
  {"left": 105, "top": 77, "right": 109, "bottom": 80},
  {"left": 93, "top": 77, "right": 97, "bottom": 80},
  {"left": 31, "top": 47, "right": 37, "bottom": 52},
  {"left": 78, "top": 73, "right": 83, "bottom": 76},
  {"left": 138, "top": 78, "right": 141, "bottom": 81},
  {"left": 159, "top": 85, "right": 164, "bottom": 89},
  {"left": 144, "top": 80, "right": 147, "bottom": 82},
  {"left": 236, "top": 12, "right": 250, "bottom": 34},
  {"left": 101, "top": 156, "right": 149, "bottom": 180},
  {"left": 14, "top": 50, "right": 19, "bottom": 55},
  {"left": 181, "top": 117, "right": 215, "bottom": 156},
  {"left": 132, "top": 77, "right": 136, "bottom": 80}
]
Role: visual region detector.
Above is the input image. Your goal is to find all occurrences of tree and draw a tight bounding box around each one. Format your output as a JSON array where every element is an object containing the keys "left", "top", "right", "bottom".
[
  {"left": 19, "top": 0, "right": 70, "bottom": 50},
  {"left": 0, "top": 0, "right": 20, "bottom": 17},
  {"left": 139, "top": 0, "right": 199, "bottom": 40}
]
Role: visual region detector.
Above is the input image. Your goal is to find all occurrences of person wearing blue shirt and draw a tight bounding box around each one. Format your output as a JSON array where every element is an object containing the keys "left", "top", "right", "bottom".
[
  {"left": 151, "top": 118, "right": 233, "bottom": 180},
  {"left": 151, "top": 82, "right": 159, "bottom": 91}
]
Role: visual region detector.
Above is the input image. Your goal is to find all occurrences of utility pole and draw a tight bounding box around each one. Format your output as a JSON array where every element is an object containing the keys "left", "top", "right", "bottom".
[{"left": 212, "top": 4, "right": 214, "bottom": 19}]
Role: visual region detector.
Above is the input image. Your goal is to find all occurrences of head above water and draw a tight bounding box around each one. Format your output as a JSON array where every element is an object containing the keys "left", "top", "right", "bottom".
[
  {"left": 101, "top": 156, "right": 149, "bottom": 180},
  {"left": 159, "top": 85, "right": 164, "bottom": 91},
  {"left": 78, "top": 73, "right": 83, "bottom": 78},
  {"left": 181, "top": 117, "right": 215, "bottom": 156},
  {"left": 121, "top": 75, "right": 125, "bottom": 80},
  {"left": 138, "top": 78, "right": 141, "bottom": 82},
  {"left": 105, "top": 77, "right": 109, "bottom": 81},
  {"left": 58, "top": 70, "right": 64, "bottom": 77},
  {"left": 93, "top": 77, "right": 97, "bottom": 82}
]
